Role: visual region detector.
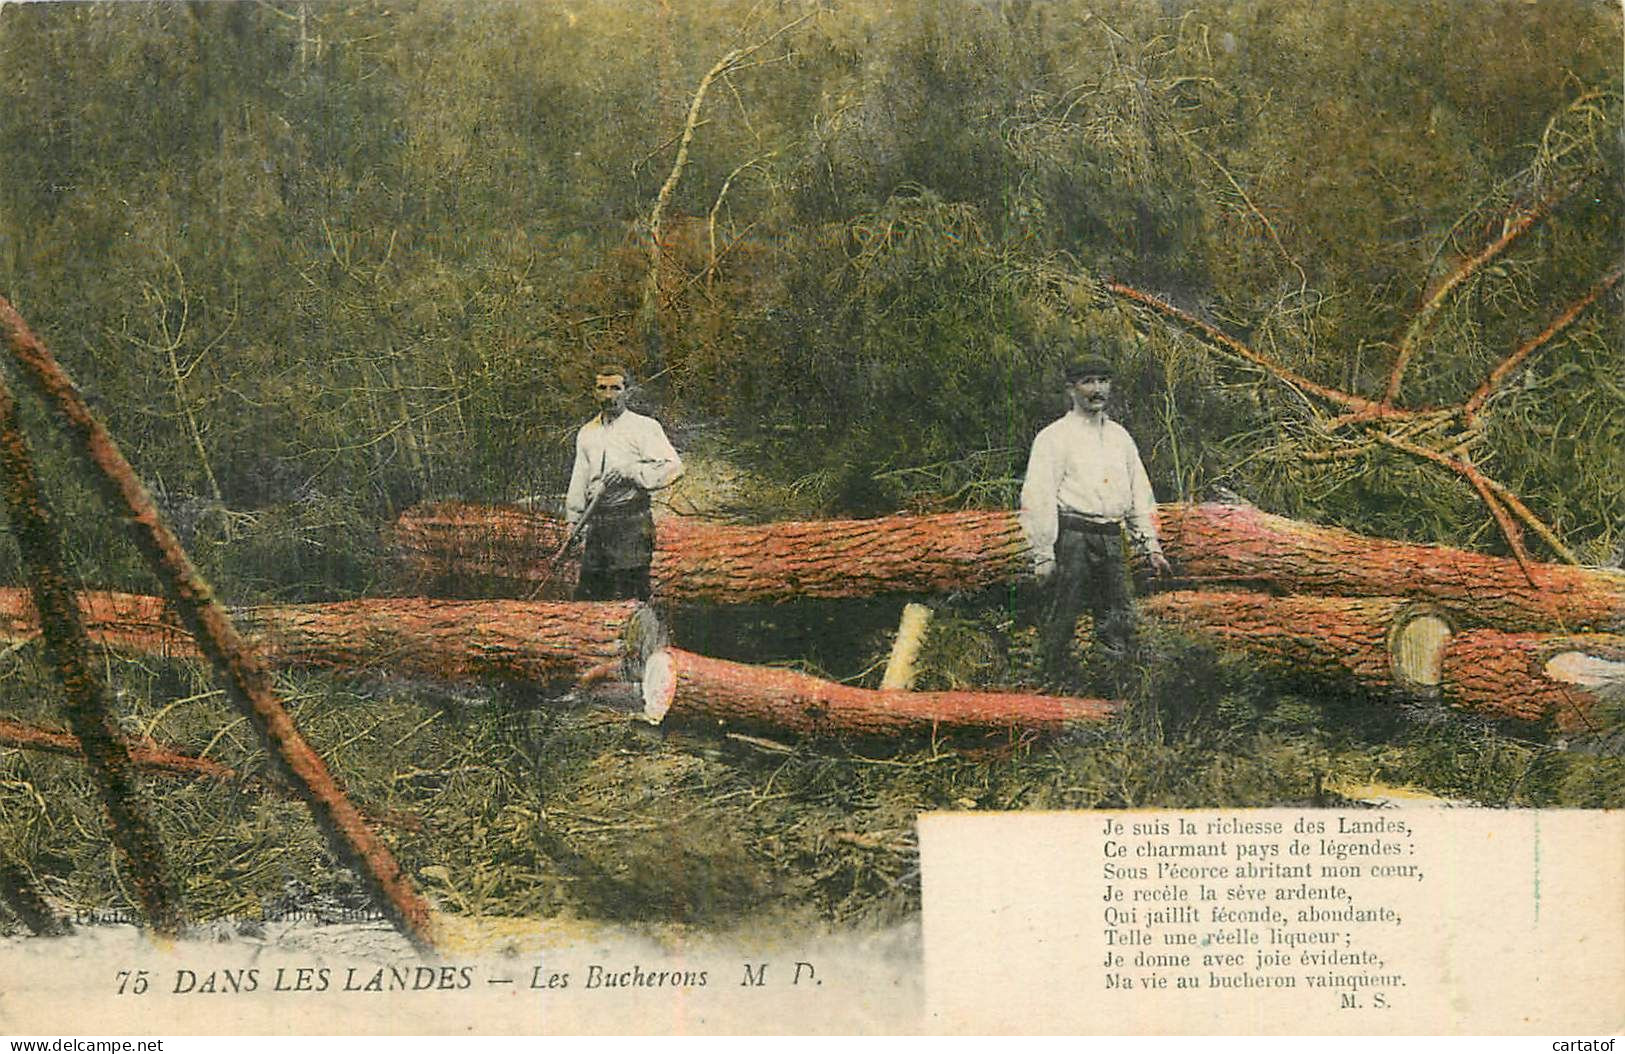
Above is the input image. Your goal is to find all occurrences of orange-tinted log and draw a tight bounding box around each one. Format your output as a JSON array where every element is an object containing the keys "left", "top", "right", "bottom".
[
  {"left": 1155, "top": 504, "right": 1623, "bottom": 632},
  {"left": 390, "top": 501, "right": 1030, "bottom": 604},
  {"left": 0, "top": 589, "right": 662, "bottom": 691},
  {"left": 1142, "top": 590, "right": 1624, "bottom": 731},
  {"left": 392, "top": 501, "right": 1623, "bottom": 631},
  {"left": 642, "top": 647, "right": 1115, "bottom": 737}
]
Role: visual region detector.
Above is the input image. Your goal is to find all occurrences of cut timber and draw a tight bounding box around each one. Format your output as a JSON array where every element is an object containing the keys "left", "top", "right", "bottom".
[
  {"left": 391, "top": 501, "right": 1623, "bottom": 631},
  {"left": 1142, "top": 591, "right": 1623, "bottom": 731},
  {"left": 1141, "top": 591, "right": 1445, "bottom": 691},
  {"left": 0, "top": 588, "right": 188, "bottom": 657},
  {"left": 641, "top": 647, "right": 1115, "bottom": 737},
  {"left": 389, "top": 502, "right": 579, "bottom": 597},
  {"left": 390, "top": 501, "right": 1030, "bottom": 604},
  {"left": 880, "top": 603, "right": 934, "bottom": 691},
  {"left": 0, "top": 589, "right": 663, "bottom": 692},
  {"left": 1442, "top": 630, "right": 1625, "bottom": 731},
  {"left": 1155, "top": 503, "right": 1625, "bottom": 632}
]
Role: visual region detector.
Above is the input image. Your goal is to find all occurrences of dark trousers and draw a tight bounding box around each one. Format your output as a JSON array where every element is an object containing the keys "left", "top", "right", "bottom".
[
  {"left": 1040, "top": 522, "right": 1134, "bottom": 679},
  {"left": 575, "top": 497, "right": 655, "bottom": 602}
]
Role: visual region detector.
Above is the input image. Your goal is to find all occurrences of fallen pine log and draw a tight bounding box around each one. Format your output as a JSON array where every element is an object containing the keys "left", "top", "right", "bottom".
[
  {"left": 640, "top": 647, "right": 1116, "bottom": 737},
  {"left": 389, "top": 501, "right": 1029, "bottom": 605},
  {"left": 1140, "top": 590, "right": 1625, "bottom": 732},
  {"left": 0, "top": 589, "right": 663, "bottom": 691},
  {"left": 0, "top": 716, "right": 420, "bottom": 831},
  {"left": 390, "top": 501, "right": 1623, "bottom": 632},
  {"left": 1155, "top": 503, "right": 1625, "bottom": 633},
  {"left": 1443, "top": 629, "right": 1625, "bottom": 730}
]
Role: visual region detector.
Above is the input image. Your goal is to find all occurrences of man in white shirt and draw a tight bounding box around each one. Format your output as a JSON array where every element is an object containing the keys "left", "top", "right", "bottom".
[
  {"left": 1019, "top": 351, "right": 1171, "bottom": 680},
  {"left": 566, "top": 365, "right": 683, "bottom": 600}
]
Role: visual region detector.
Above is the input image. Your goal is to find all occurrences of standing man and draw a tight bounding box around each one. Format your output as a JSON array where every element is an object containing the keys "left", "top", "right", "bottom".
[
  {"left": 1019, "top": 345, "right": 1172, "bottom": 682},
  {"left": 566, "top": 364, "right": 683, "bottom": 601}
]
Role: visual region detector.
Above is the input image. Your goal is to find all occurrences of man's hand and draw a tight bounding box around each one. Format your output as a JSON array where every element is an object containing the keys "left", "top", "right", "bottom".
[
  {"left": 596, "top": 467, "right": 638, "bottom": 500},
  {"left": 1034, "top": 556, "right": 1056, "bottom": 582},
  {"left": 1148, "top": 551, "right": 1173, "bottom": 577}
]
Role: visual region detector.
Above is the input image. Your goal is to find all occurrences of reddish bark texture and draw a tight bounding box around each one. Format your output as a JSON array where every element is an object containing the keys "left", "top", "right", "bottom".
[
  {"left": 1, "top": 297, "right": 434, "bottom": 952},
  {"left": 0, "top": 589, "right": 659, "bottom": 691},
  {"left": 1442, "top": 630, "right": 1625, "bottom": 732},
  {"left": 648, "top": 647, "right": 1116, "bottom": 737},
  {"left": 393, "top": 501, "right": 1028, "bottom": 603},
  {"left": 1155, "top": 504, "right": 1624, "bottom": 632},
  {"left": 1141, "top": 591, "right": 1414, "bottom": 689},
  {"left": 1143, "top": 591, "right": 1624, "bottom": 729},
  {"left": 394, "top": 501, "right": 1622, "bottom": 631},
  {"left": 0, "top": 589, "right": 190, "bottom": 656}
]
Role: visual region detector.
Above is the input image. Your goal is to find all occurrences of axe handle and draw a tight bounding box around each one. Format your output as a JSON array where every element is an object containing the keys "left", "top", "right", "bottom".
[{"left": 527, "top": 486, "right": 609, "bottom": 599}]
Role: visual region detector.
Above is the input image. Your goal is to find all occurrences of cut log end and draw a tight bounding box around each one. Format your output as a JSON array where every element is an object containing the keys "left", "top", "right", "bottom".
[
  {"left": 879, "top": 602, "right": 933, "bottom": 691},
  {"left": 1389, "top": 608, "right": 1453, "bottom": 689},
  {"left": 1545, "top": 651, "right": 1625, "bottom": 690},
  {"left": 641, "top": 648, "right": 675, "bottom": 724},
  {"left": 622, "top": 602, "right": 668, "bottom": 684}
]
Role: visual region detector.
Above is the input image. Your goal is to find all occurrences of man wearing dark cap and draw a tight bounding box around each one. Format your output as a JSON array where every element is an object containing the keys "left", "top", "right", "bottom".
[{"left": 1019, "top": 346, "right": 1172, "bottom": 682}]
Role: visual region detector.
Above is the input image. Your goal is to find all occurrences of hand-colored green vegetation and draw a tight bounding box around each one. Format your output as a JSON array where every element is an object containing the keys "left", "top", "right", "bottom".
[{"left": 0, "top": 0, "right": 1618, "bottom": 931}]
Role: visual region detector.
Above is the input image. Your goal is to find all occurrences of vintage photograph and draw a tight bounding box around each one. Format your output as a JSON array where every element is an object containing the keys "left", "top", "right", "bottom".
[{"left": 0, "top": 0, "right": 1619, "bottom": 1036}]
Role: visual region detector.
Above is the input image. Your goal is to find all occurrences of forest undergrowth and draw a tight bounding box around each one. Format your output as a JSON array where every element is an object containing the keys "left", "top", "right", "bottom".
[{"left": 1, "top": 578, "right": 1617, "bottom": 938}]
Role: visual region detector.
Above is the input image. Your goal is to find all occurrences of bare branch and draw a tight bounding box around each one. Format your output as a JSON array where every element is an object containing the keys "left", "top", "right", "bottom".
[
  {"left": 1375, "top": 430, "right": 1578, "bottom": 569},
  {"left": 1384, "top": 187, "right": 1569, "bottom": 404},
  {"left": 707, "top": 153, "right": 775, "bottom": 290},
  {"left": 1463, "top": 262, "right": 1623, "bottom": 422},
  {"left": 1106, "top": 280, "right": 1386, "bottom": 414},
  {"left": 642, "top": 8, "right": 820, "bottom": 324}
]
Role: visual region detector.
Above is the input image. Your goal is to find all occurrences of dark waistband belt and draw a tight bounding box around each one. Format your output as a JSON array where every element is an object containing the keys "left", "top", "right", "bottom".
[
  {"left": 595, "top": 492, "right": 652, "bottom": 519},
  {"left": 1057, "top": 510, "right": 1122, "bottom": 535}
]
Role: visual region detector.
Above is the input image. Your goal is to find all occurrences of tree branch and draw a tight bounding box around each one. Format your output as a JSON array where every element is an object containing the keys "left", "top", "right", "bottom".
[
  {"left": 1375, "top": 430, "right": 1578, "bottom": 570},
  {"left": 641, "top": 8, "right": 818, "bottom": 326},
  {"left": 707, "top": 153, "right": 774, "bottom": 291},
  {"left": 1462, "top": 262, "right": 1623, "bottom": 423},
  {"left": 1383, "top": 188, "right": 1569, "bottom": 404},
  {"left": 1106, "top": 280, "right": 1386, "bottom": 414}
]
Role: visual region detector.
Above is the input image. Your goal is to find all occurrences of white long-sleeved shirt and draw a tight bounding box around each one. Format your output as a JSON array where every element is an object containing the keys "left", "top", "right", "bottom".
[
  {"left": 565, "top": 410, "right": 683, "bottom": 524},
  {"left": 1018, "top": 412, "right": 1163, "bottom": 566}
]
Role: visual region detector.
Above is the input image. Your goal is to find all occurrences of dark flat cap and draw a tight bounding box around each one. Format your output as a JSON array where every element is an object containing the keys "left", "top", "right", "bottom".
[{"left": 1064, "top": 356, "right": 1115, "bottom": 381}]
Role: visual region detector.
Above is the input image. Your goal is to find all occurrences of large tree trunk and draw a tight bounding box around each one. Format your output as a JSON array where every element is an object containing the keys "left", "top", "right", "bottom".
[
  {"left": 1141, "top": 590, "right": 1624, "bottom": 731},
  {"left": 389, "top": 501, "right": 1030, "bottom": 604},
  {"left": 641, "top": 647, "right": 1115, "bottom": 737},
  {"left": 1155, "top": 503, "right": 1624, "bottom": 633},
  {"left": 0, "top": 589, "right": 663, "bottom": 692},
  {"left": 1442, "top": 629, "right": 1625, "bottom": 731},
  {"left": 390, "top": 501, "right": 1623, "bottom": 631}
]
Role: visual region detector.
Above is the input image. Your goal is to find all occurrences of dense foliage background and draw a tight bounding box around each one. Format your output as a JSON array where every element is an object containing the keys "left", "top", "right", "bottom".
[{"left": 0, "top": 0, "right": 1619, "bottom": 600}]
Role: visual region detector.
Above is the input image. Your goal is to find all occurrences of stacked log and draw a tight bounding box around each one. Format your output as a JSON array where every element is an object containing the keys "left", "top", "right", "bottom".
[
  {"left": 1155, "top": 504, "right": 1625, "bottom": 633},
  {"left": 1142, "top": 591, "right": 1625, "bottom": 731},
  {"left": 1443, "top": 630, "right": 1625, "bottom": 729},
  {"left": 389, "top": 501, "right": 1624, "bottom": 632},
  {"left": 0, "top": 589, "right": 1102, "bottom": 738},
  {"left": 390, "top": 501, "right": 1030, "bottom": 605},
  {"left": 641, "top": 647, "right": 1115, "bottom": 737},
  {"left": 0, "top": 589, "right": 662, "bottom": 691}
]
